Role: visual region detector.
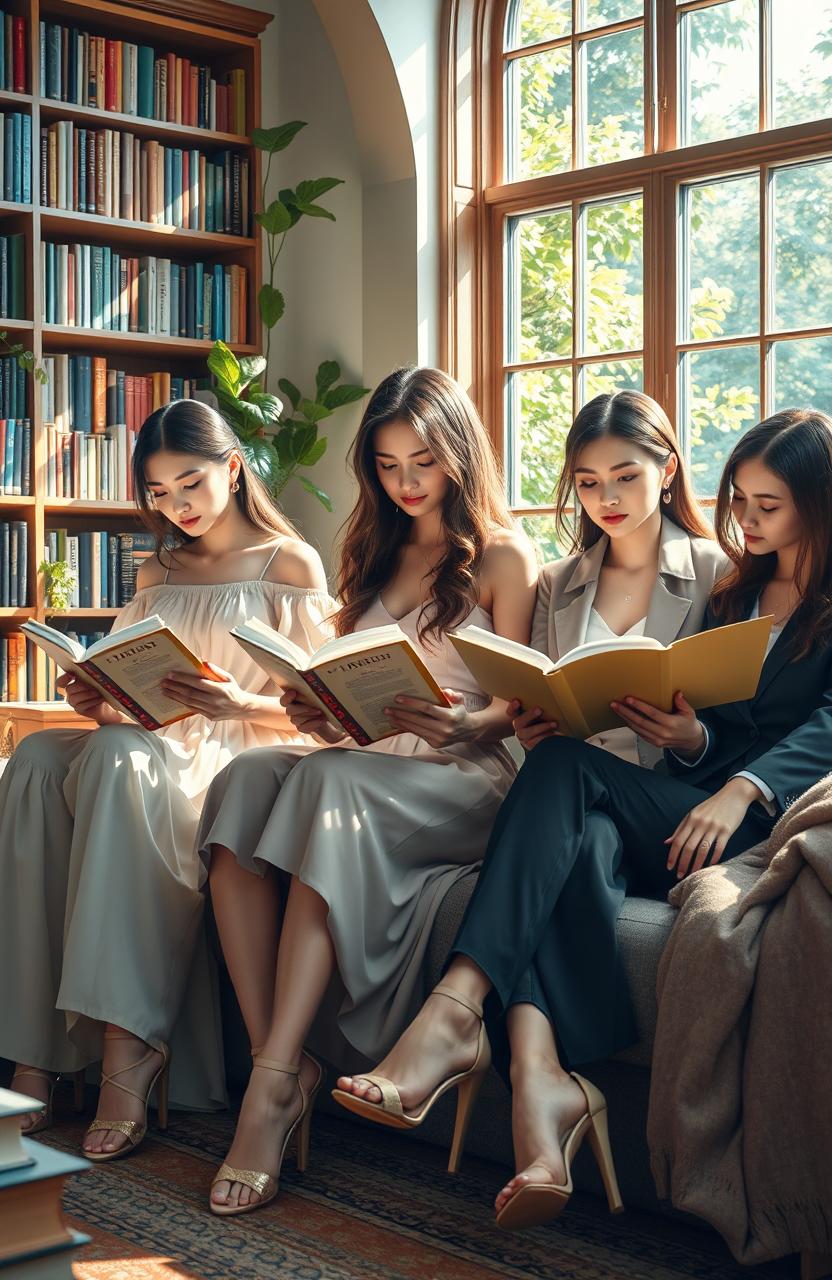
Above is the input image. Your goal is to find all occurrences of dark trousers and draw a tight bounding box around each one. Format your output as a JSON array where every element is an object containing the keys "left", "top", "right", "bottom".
[{"left": 451, "top": 736, "right": 772, "bottom": 1067}]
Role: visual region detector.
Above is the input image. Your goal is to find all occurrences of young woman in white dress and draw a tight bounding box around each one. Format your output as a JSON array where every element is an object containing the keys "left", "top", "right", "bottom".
[
  {"left": 198, "top": 366, "right": 538, "bottom": 1216},
  {"left": 0, "top": 401, "right": 333, "bottom": 1160}
]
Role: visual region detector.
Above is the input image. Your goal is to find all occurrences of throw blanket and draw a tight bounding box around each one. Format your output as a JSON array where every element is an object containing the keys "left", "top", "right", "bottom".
[{"left": 647, "top": 776, "right": 832, "bottom": 1265}]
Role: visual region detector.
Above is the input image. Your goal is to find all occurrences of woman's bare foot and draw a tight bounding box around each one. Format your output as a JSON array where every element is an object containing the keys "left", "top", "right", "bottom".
[
  {"left": 82, "top": 1033, "right": 165, "bottom": 1156},
  {"left": 495, "top": 1058, "right": 588, "bottom": 1215},
  {"left": 210, "top": 1053, "right": 320, "bottom": 1210},
  {"left": 336, "top": 989, "right": 481, "bottom": 1114},
  {"left": 11, "top": 1066, "right": 56, "bottom": 1132}
]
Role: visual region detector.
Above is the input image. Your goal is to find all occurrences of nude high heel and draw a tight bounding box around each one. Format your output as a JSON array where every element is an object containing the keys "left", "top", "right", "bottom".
[
  {"left": 10, "top": 1069, "right": 58, "bottom": 1136},
  {"left": 83, "top": 1032, "right": 170, "bottom": 1163},
  {"left": 331, "top": 984, "right": 491, "bottom": 1174},
  {"left": 496, "top": 1073, "right": 624, "bottom": 1230},
  {"left": 209, "top": 1052, "right": 323, "bottom": 1217}
]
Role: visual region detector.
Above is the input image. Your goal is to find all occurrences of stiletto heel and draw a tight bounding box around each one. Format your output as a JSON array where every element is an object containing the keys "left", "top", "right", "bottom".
[
  {"left": 332, "top": 984, "right": 491, "bottom": 1174},
  {"left": 72, "top": 1070, "right": 86, "bottom": 1113},
  {"left": 83, "top": 1032, "right": 170, "bottom": 1163},
  {"left": 496, "top": 1072, "right": 624, "bottom": 1231},
  {"left": 209, "top": 1051, "right": 323, "bottom": 1217}
]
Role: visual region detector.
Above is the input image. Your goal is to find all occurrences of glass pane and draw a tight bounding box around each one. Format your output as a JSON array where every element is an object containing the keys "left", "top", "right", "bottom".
[
  {"left": 581, "top": 0, "right": 643, "bottom": 31},
  {"left": 773, "top": 159, "right": 832, "bottom": 333},
  {"left": 680, "top": 0, "right": 758, "bottom": 146},
  {"left": 581, "top": 357, "right": 643, "bottom": 404},
  {"left": 508, "top": 367, "right": 573, "bottom": 506},
  {"left": 583, "top": 26, "right": 644, "bottom": 166},
  {"left": 773, "top": 0, "right": 832, "bottom": 129},
  {"left": 682, "top": 174, "right": 759, "bottom": 342},
  {"left": 519, "top": 514, "right": 564, "bottom": 564},
  {"left": 509, "top": 210, "right": 573, "bottom": 363},
  {"left": 510, "top": 45, "right": 572, "bottom": 179},
  {"left": 582, "top": 194, "right": 643, "bottom": 356},
  {"left": 507, "top": 0, "right": 572, "bottom": 49},
  {"left": 773, "top": 336, "right": 832, "bottom": 413},
  {"left": 682, "top": 344, "right": 760, "bottom": 495}
]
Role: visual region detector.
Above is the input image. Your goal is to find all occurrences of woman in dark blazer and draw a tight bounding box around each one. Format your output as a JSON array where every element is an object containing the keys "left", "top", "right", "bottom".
[{"left": 333, "top": 407, "right": 832, "bottom": 1230}]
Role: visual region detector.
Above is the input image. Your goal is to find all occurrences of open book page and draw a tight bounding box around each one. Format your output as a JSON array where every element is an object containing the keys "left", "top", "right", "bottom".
[
  {"left": 19, "top": 620, "right": 86, "bottom": 666},
  {"left": 448, "top": 627, "right": 566, "bottom": 724}
]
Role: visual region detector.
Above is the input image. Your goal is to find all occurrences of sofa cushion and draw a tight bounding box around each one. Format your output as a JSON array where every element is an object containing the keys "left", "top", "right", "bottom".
[{"left": 426, "top": 870, "right": 676, "bottom": 1069}]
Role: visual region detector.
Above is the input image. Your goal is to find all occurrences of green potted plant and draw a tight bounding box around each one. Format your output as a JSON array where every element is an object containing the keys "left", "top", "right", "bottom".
[
  {"left": 39, "top": 559, "right": 76, "bottom": 611},
  {"left": 206, "top": 121, "right": 367, "bottom": 511}
]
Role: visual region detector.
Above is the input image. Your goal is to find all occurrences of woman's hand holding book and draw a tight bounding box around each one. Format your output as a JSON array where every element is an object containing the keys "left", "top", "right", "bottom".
[
  {"left": 610, "top": 690, "right": 706, "bottom": 755},
  {"left": 56, "top": 672, "right": 127, "bottom": 726},
  {"left": 280, "top": 687, "right": 348, "bottom": 744},
  {"left": 383, "top": 690, "right": 471, "bottom": 748},
  {"left": 509, "top": 700, "right": 561, "bottom": 751},
  {"left": 159, "top": 663, "right": 248, "bottom": 722}
]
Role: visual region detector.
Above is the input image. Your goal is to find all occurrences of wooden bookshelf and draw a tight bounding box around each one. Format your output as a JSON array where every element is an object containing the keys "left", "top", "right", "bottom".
[{"left": 0, "top": 0, "right": 272, "bottom": 700}]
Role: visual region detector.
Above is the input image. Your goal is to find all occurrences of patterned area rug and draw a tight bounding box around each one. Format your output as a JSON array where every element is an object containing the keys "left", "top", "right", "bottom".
[{"left": 38, "top": 1097, "right": 797, "bottom": 1280}]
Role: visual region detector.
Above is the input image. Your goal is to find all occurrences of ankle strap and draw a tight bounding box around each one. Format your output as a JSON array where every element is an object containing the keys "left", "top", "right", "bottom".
[
  {"left": 433, "top": 984, "right": 483, "bottom": 1020},
  {"left": 252, "top": 1055, "right": 299, "bottom": 1076}
]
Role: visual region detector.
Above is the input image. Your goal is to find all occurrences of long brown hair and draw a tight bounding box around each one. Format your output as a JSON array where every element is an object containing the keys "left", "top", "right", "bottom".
[
  {"left": 132, "top": 400, "right": 298, "bottom": 556},
  {"left": 710, "top": 408, "right": 832, "bottom": 658},
  {"left": 336, "top": 367, "right": 514, "bottom": 643},
  {"left": 554, "top": 390, "right": 712, "bottom": 552}
]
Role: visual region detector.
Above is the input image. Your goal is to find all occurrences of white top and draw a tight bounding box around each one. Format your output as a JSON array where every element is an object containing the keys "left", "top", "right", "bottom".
[{"left": 584, "top": 608, "right": 647, "bottom": 765}]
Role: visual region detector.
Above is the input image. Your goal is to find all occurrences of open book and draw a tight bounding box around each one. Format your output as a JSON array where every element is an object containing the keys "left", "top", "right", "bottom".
[
  {"left": 449, "top": 614, "right": 773, "bottom": 739},
  {"left": 231, "top": 617, "right": 451, "bottom": 745},
  {"left": 22, "top": 615, "right": 219, "bottom": 731}
]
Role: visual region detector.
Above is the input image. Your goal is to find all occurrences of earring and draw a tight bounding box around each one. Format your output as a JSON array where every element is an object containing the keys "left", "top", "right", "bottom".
[
  {"left": 231, "top": 480, "right": 240, "bottom": 493},
  {"left": 662, "top": 485, "right": 672, "bottom": 505}
]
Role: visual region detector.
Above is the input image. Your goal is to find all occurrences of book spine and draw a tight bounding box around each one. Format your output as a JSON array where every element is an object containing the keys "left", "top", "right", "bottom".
[
  {"left": 299, "top": 669, "right": 372, "bottom": 746},
  {"left": 78, "top": 657, "right": 163, "bottom": 730}
]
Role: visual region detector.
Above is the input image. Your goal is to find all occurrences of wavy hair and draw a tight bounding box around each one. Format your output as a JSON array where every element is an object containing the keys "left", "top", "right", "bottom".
[
  {"left": 553, "top": 390, "right": 712, "bottom": 552},
  {"left": 132, "top": 399, "right": 298, "bottom": 559},
  {"left": 335, "top": 367, "right": 513, "bottom": 643},
  {"left": 710, "top": 407, "right": 832, "bottom": 658}
]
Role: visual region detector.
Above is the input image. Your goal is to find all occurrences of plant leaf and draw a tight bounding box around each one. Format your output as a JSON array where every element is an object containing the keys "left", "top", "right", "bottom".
[
  {"left": 277, "top": 188, "right": 303, "bottom": 227},
  {"left": 259, "top": 283, "right": 285, "bottom": 329},
  {"left": 277, "top": 378, "right": 301, "bottom": 410},
  {"left": 300, "top": 436, "right": 327, "bottom": 466},
  {"left": 315, "top": 360, "right": 340, "bottom": 398},
  {"left": 247, "top": 391, "right": 284, "bottom": 423},
  {"left": 255, "top": 200, "right": 293, "bottom": 236},
  {"left": 291, "top": 423, "right": 318, "bottom": 462},
  {"left": 298, "top": 475, "right": 333, "bottom": 512},
  {"left": 252, "top": 121, "right": 306, "bottom": 153},
  {"left": 207, "top": 340, "right": 241, "bottom": 394},
  {"left": 299, "top": 398, "right": 331, "bottom": 424},
  {"left": 242, "top": 437, "right": 283, "bottom": 492},
  {"left": 295, "top": 177, "right": 343, "bottom": 204},
  {"left": 237, "top": 354, "right": 267, "bottom": 389},
  {"left": 294, "top": 201, "right": 336, "bottom": 221},
  {"left": 320, "top": 383, "right": 369, "bottom": 410}
]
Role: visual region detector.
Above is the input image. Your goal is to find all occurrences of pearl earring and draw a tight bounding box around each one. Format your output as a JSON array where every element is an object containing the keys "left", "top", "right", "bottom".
[
  {"left": 662, "top": 486, "right": 672, "bottom": 505},
  {"left": 231, "top": 481, "right": 240, "bottom": 493}
]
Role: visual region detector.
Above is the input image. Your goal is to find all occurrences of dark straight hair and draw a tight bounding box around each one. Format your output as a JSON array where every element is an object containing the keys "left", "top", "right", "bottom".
[
  {"left": 132, "top": 399, "right": 298, "bottom": 555},
  {"left": 710, "top": 407, "right": 832, "bottom": 658},
  {"left": 553, "top": 390, "right": 712, "bottom": 552}
]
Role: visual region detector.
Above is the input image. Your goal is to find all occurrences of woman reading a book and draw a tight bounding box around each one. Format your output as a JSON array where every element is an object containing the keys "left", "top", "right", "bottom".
[
  {"left": 335, "top": 405, "right": 832, "bottom": 1230},
  {"left": 0, "top": 400, "right": 333, "bottom": 1160},
  {"left": 198, "top": 365, "right": 538, "bottom": 1215}
]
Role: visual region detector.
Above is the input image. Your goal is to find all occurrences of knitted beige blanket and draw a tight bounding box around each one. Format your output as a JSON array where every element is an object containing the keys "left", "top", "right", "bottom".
[{"left": 647, "top": 776, "right": 832, "bottom": 1264}]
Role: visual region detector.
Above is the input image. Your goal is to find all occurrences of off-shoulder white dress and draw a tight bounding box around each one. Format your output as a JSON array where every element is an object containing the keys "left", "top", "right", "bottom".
[
  {"left": 0, "top": 542, "right": 333, "bottom": 1109},
  {"left": 197, "top": 596, "right": 518, "bottom": 1062}
]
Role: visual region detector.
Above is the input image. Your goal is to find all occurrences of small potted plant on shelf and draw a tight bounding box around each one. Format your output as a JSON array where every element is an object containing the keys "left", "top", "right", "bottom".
[
  {"left": 39, "top": 559, "right": 76, "bottom": 612},
  {"left": 207, "top": 120, "right": 367, "bottom": 511}
]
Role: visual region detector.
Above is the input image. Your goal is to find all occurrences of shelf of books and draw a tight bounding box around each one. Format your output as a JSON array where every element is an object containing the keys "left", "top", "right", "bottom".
[{"left": 0, "top": 0, "right": 270, "bottom": 703}]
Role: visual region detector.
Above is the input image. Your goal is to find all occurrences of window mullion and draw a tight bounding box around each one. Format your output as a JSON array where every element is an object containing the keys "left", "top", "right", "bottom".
[{"left": 572, "top": 198, "right": 582, "bottom": 419}]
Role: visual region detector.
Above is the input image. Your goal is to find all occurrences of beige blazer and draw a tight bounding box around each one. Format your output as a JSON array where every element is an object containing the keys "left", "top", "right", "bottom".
[{"left": 531, "top": 515, "right": 731, "bottom": 767}]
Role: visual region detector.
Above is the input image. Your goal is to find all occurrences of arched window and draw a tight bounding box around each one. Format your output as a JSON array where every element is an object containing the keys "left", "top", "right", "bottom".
[{"left": 442, "top": 0, "right": 832, "bottom": 557}]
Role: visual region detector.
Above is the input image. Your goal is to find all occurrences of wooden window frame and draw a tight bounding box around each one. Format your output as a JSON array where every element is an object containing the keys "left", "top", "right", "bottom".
[{"left": 441, "top": 0, "right": 832, "bottom": 521}]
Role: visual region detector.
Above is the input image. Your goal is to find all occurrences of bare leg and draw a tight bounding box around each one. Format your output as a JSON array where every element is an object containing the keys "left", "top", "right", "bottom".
[
  {"left": 211, "top": 877, "right": 336, "bottom": 1210},
  {"left": 209, "top": 844, "right": 282, "bottom": 1053},
  {"left": 337, "top": 954, "right": 490, "bottom": 1111},
  {"left": 10, "top": 1066, "right": 56, "bottom": 1131},
  {"left": 82, "top": 1025, "right": 166, "bottom": 1155},
  {"left": 494, "top": 1003, "right": 587, "bottom": 1214}
]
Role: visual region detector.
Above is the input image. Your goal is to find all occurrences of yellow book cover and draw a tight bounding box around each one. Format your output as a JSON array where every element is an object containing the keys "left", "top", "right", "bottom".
[{"left": 448, "top": 615, "right": 773, "bottom": 739}]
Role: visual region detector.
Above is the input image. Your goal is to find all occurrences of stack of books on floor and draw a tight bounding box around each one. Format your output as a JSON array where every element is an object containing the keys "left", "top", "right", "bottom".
[
  {"left": 0, "top": 233, "right": 25, "bottom": 319},
  {"left": 43, "top": 528, "right": 154, "bottom": 607},
  {"left": 1, "top": 519, "right": 28, "bottom": 604},
  {"left": 0, "top": 420, "right": 32, "bottom": 496},
  {"left": 42, "top": 123, "right": 250, "bottom": 234},
  {"left": 0, "top": 1088, "right": 89, "bottom": 1279},
  {"left": 40, "top": 22, "right": 246, "bottom": 133},
  {"left": 0, "top": 112, "right": 32, "bottom": 203},
  {"left": 42, "top": 243, "right": 247, "bottom": 341},
  {"left": 1, "top": 632, "right": 34, "bottom": 699},
  {"left": 42, "top": 353, "right": 209, "bottom": 432},
  {"left": 0, "top": 12, "right": 27, "bottom": 93}
]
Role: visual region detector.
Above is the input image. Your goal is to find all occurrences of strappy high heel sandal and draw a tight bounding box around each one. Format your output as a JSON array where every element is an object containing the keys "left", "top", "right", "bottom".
[
  {"left": 210, "top": 1052, "right": 324, "bottom": 1218},
  {"left": 331, "top": 984, "right": 491, "bottom": 1174},
  {"left": 83, "top": 1031, "right": 170, "bottom": 1163},
  {"left": 11, "top": 1068, "right": 59, "bottom": 1136},
  {"left": 495, "top": 1072, "right": 624, "bottom": 1230}
]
